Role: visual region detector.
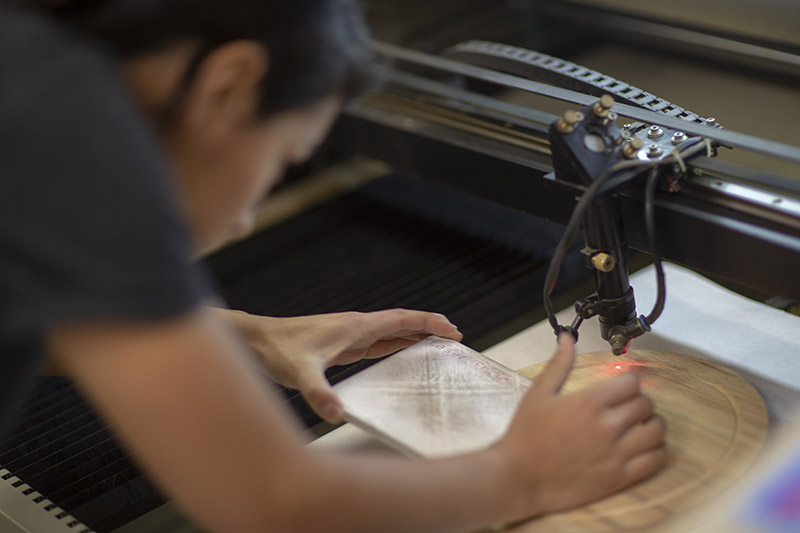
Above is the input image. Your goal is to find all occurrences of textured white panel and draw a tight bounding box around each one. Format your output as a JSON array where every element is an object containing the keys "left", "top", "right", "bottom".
[
  {"left": 0, "top": 467, "right": 90, "bottom": 533},
  {"left": 334, "top": 336, "right": 531, "bottom": 459}
]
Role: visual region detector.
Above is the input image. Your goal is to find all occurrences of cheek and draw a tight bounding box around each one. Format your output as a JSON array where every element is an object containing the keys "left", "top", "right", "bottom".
[
  {"left": 227, "top": 139, "right": 283, "bottom": 206},
  {"left": 229, "top": 210, "right": 257, "bottom": 237}
]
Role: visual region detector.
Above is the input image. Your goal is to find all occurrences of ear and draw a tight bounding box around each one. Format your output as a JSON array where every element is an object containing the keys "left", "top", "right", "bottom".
[{"left": 178, "top": 41, "right": 270, "bottom": 141}]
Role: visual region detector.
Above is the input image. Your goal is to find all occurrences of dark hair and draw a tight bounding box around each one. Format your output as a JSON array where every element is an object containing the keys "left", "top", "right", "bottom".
[{"left": 39, "top": 0, "right": 375, "bottom": 117}]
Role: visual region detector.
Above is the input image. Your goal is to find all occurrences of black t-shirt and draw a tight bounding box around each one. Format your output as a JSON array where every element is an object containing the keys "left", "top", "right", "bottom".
[{"left": 0, "top": 3, "right": 212, "bottom": 439}]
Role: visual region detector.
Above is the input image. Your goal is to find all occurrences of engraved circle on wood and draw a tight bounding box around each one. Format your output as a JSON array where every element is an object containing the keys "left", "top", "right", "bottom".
[{"left": 511, "top": 350, "right": 769, "bottom": 532}]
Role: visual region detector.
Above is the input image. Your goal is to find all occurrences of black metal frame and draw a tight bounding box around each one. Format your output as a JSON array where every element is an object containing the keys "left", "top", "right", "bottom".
[{"left": 330, "top": 44, "right": 800, "bottom": 298}]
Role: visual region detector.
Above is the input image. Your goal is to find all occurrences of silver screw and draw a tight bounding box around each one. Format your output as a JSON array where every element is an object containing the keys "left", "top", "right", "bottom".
[
  {"left": 647, "top": 126, "right": 663, "bottom": 139},
  {"left": 622, "top": 123, "right": 632, "bottom": 130},
  {"left": 671, "top": 131, "right": 687, "bottom": 145},
  {"left": 647, "top": 144, "right": 662, "bottom": 158},
  {"left": 705, "top": 117, "right": 717, "bottom": 127}
]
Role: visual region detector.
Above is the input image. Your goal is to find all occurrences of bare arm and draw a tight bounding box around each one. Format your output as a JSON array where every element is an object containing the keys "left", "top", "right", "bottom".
[
  {"left": 49, "top": 313, "right": 664, "bottom": 532},
  {"left": 48, "top": 310, "right": 515, "bottom": 532}
]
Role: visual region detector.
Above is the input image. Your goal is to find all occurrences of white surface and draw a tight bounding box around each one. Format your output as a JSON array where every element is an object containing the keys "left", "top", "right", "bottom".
[
  {"left": 332, "top": 337, "right": 530, "bottom": 458},
  {"left": 492, "top": 263, "right": 800, "bottom": 424},
  {"left": 0, "top": 467, "right": 86, "bottom": 533},
  {"left": 314, "top": 263, "right": 800, "bottom": 452}
]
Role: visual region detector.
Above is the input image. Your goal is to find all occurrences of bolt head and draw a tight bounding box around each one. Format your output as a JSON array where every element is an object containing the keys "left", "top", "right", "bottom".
[
  {"left": 647, "top": 144, "right": 663, "bottom": 158},
  {"left": 591, "top": 253, "right": 616, "bottom": 272},
  {"left": 671, "top": 131, "right": 687, "bottom": 145}
]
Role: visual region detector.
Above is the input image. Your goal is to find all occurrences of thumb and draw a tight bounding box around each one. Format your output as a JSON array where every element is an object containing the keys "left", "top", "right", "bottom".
[
  {"left": 533, "top": 333, "right": 576, "bottom": 396},
  {"left": 300, "top": 375, "right": 345, "bottom": 424}
]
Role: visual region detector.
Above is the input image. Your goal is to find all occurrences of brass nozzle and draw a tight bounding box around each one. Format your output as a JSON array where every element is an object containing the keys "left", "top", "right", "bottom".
[{"left": 610, "top": 333, "right": 628, "bottom": 355}]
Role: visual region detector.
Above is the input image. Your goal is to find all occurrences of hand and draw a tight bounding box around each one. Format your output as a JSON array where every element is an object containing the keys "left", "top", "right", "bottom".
[
  {"left": 221, "top": 308, "right": 462, "bottom": 423},
  {"left": 496, "top": 334, "right": 667, "bottom": 520}
]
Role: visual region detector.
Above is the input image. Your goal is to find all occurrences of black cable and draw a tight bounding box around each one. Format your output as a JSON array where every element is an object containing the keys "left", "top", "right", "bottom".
[
  {"left": 544, "top": 140, "right": 707, "bottom": 337},
  {"left": 643, "top": 166, "right": 666, "bottom": 325},
  {"left": 543, "top": 159, "right": 651, "bottom": 333}
]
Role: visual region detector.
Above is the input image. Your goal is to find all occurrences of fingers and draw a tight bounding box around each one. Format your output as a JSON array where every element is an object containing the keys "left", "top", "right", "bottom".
[
  {"left": 533, "top": 334, "right": 576, "bottom": 396},
  {"left": 618, "top": 414, "right": 667, "bottom": 455},
  {"left": 580, "top": 372, "right": 640, "bottom": 412},
  {"left": 297, "top": 373, "right": 344, "bottom": 424},
  {"left": 426, "top": 313, "right": 463, "bottom": 341},
  {"left": 358, "top": 309, "right": 462, "bottom": 342},
  {"left": 606, "top": 395, "right": 655, "bottom": 438},
  {"left": 361, "top": 337, "right": 423, "bottom": 359},
  {"left": 335, "top": 336, "right": 432, "bottom": 365},
  {"left": 605, "top": 395, "right": 653, "bottom": 439},
  {"left": 623, "top": 443, "right": 668, "bottom": 485}
]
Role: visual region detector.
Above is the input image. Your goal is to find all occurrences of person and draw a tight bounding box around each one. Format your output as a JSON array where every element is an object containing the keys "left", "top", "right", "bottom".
[{"left": 0, "top": 0, "right": 667, "bottom": 531}]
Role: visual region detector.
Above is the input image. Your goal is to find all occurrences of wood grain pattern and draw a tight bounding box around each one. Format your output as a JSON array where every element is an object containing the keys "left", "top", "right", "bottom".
[{"left": 509, "top": 350, "right": 769, "bottom": 533}]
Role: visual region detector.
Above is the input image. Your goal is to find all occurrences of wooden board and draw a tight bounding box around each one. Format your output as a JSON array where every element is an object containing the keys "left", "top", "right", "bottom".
[{"left": 508, "top": 350, "right": 769, "bottom": 533}]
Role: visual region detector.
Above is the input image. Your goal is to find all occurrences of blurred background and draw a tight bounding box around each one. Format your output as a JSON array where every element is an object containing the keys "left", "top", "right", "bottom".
[{"left": 362, "top": 0, "right": 800, "bottom": 175}]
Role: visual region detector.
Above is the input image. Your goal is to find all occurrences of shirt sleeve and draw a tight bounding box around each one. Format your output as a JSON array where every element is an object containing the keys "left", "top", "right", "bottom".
[{"left": 0, "top": 14, "right": 212, "bottom": 345}]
